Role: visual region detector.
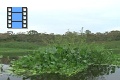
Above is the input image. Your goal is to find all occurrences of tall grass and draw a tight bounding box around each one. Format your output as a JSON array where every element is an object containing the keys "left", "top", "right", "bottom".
[
  {"left": 0, "top": 42, "right": 40, "bottom": 56},
  {"left": 0, "top": 42, "right": 39, "bottom": 49},
  {"left": 95, "top": 41, "right": 120, "bottom": 49},
  {"left": 95, "top": 41, "right": 120, "bottom": 54}
]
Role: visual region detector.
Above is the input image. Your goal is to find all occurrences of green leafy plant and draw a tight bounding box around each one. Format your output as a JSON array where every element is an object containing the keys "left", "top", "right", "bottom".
[{"left": 11, "top": 43, "right": 112, "bottom": 76}]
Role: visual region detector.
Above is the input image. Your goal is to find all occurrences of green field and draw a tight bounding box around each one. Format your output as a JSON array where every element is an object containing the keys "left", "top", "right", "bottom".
[
  {"left": 0, "top": 41, "right": 120, "bottom": 76},
  {"left": 9, "top": 41, "right": 120, "bottom": 76},
  {"left": 0, "top": 42, "right": 39, "bottom": 56},
  {"left": 0, "top": 41, "right": 120, "bottom": 55}
]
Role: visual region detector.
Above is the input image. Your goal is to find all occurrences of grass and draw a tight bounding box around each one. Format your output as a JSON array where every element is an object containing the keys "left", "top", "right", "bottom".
[
  {"left": 95, "top": 41, "right": 120, "bottom": 49},
  {"left": 110, "top": 53, "right": 120, "bottom": 65},
  {"left": 94, "top": 41, "right": 120, "bottom": 66},
  {"left": 94, "top": 41, "right": 120, "bottom": 54},
  {"left": 0, "top": 41, "right": 120, "bottom": 76},
  {"left": 0, "top": 42, "right": 40, "bottom": 49},
  {"left": 0, "top": 42, "right": 40, "bottom": 56},
  {"left": 0, "top": 48, "right": 34, "bottom": 56}
]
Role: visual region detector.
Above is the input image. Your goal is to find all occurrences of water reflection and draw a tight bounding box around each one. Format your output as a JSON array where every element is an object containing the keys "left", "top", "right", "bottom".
[
  {"left": 0, "top": 56, "right": 120, "bottom": 80},
  {"left": 23, "top": 65, "right": 120, "bottom": 80}
]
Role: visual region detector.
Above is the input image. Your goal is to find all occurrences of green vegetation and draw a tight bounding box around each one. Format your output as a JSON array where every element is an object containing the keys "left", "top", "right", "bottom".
[
  {"left": 0, "top": 42, "right": 39, "bottom": 49},
  {"left": 110, "top": 54, "right": 120, "bottom": 65},
  {"left": 0, "top": 42, "right": 40, "bottom": 56},
  {"left": 0, "top": 30, "right": 120, "bottom": 77},
  {"left": 0, "top": 48, "right": 33, "bottom": 56},
  {"left": 11, "top": 43, "right": 113, "bottom": 76}
]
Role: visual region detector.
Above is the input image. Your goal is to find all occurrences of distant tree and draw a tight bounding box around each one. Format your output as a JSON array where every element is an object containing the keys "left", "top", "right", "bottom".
[
  {"left": 85, "top": 30, "right": 91, "bottom": 34},
  {"left": 85, "top": 30, "right": 92, "bottom": 42},
  {"left": 27, "top": 30, "right": 38, "bottom": 35}
]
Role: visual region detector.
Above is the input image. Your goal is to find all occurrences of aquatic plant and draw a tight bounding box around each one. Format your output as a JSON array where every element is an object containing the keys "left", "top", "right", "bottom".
[{"left": 11, "top": 43, "right": 112, "bottom": 76}]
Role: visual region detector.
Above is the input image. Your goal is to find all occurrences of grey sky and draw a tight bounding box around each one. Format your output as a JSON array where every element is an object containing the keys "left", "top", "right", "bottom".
[{"left": 0, "top": 0, "right": 120, "bottom": 34}]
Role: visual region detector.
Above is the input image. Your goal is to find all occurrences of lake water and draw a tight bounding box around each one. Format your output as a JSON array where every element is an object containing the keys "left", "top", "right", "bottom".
[{"left": 0, "top": 56, "right": 120, "bottom": 80}]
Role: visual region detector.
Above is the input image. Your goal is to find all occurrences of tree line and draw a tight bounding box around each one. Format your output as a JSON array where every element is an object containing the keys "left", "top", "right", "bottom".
[{"left": 0, "top": 30, "right": 120, "bottom": 45}]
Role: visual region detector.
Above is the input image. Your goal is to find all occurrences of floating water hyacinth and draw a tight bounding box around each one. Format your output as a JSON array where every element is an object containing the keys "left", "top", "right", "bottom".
[{"left": 11, "top": 43, "right": 113, "bottom": 77}]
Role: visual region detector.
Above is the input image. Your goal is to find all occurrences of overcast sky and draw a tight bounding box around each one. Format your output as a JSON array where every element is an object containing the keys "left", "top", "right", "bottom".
[{"left": 0, "top": 0, "right": 120, "bottom": 34}]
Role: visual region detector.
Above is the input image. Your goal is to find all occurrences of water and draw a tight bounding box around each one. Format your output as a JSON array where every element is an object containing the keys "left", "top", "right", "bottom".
[{"left": 0, "top": 56, "right": 120, "bottom": 80}]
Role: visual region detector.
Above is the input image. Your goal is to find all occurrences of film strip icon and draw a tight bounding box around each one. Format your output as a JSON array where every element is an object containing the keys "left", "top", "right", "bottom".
[{"left": 7, "top": 7, "right": 28, "bottom": 29}]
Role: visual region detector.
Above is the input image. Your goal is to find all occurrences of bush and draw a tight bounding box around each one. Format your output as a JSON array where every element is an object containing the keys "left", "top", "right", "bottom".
[{"left": 11, "top": 43, "right": 112, "bottom": 76}]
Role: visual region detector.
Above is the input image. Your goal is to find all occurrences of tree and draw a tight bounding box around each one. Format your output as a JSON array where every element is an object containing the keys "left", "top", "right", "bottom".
[
  {"left": 85, "top": 30, "right": 91, "bottom": 34},
  {"left": 27, "top": 30, "right": 38, "bottom": 35}
]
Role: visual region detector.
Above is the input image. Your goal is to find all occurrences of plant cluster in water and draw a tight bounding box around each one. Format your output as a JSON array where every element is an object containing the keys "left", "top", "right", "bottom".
[{"left": 11, "top": 43, "right": 113, "bottom": 76}]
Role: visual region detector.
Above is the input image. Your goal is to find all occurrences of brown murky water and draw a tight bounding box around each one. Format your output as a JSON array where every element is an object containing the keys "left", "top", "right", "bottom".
[{"left": 0, "top": 56, "right": 120, "bottom": 80}]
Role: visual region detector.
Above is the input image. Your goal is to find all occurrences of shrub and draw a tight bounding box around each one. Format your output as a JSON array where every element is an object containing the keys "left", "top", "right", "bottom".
[{"left": 11, "top": 43, "right": 112, "bottom": 76}]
